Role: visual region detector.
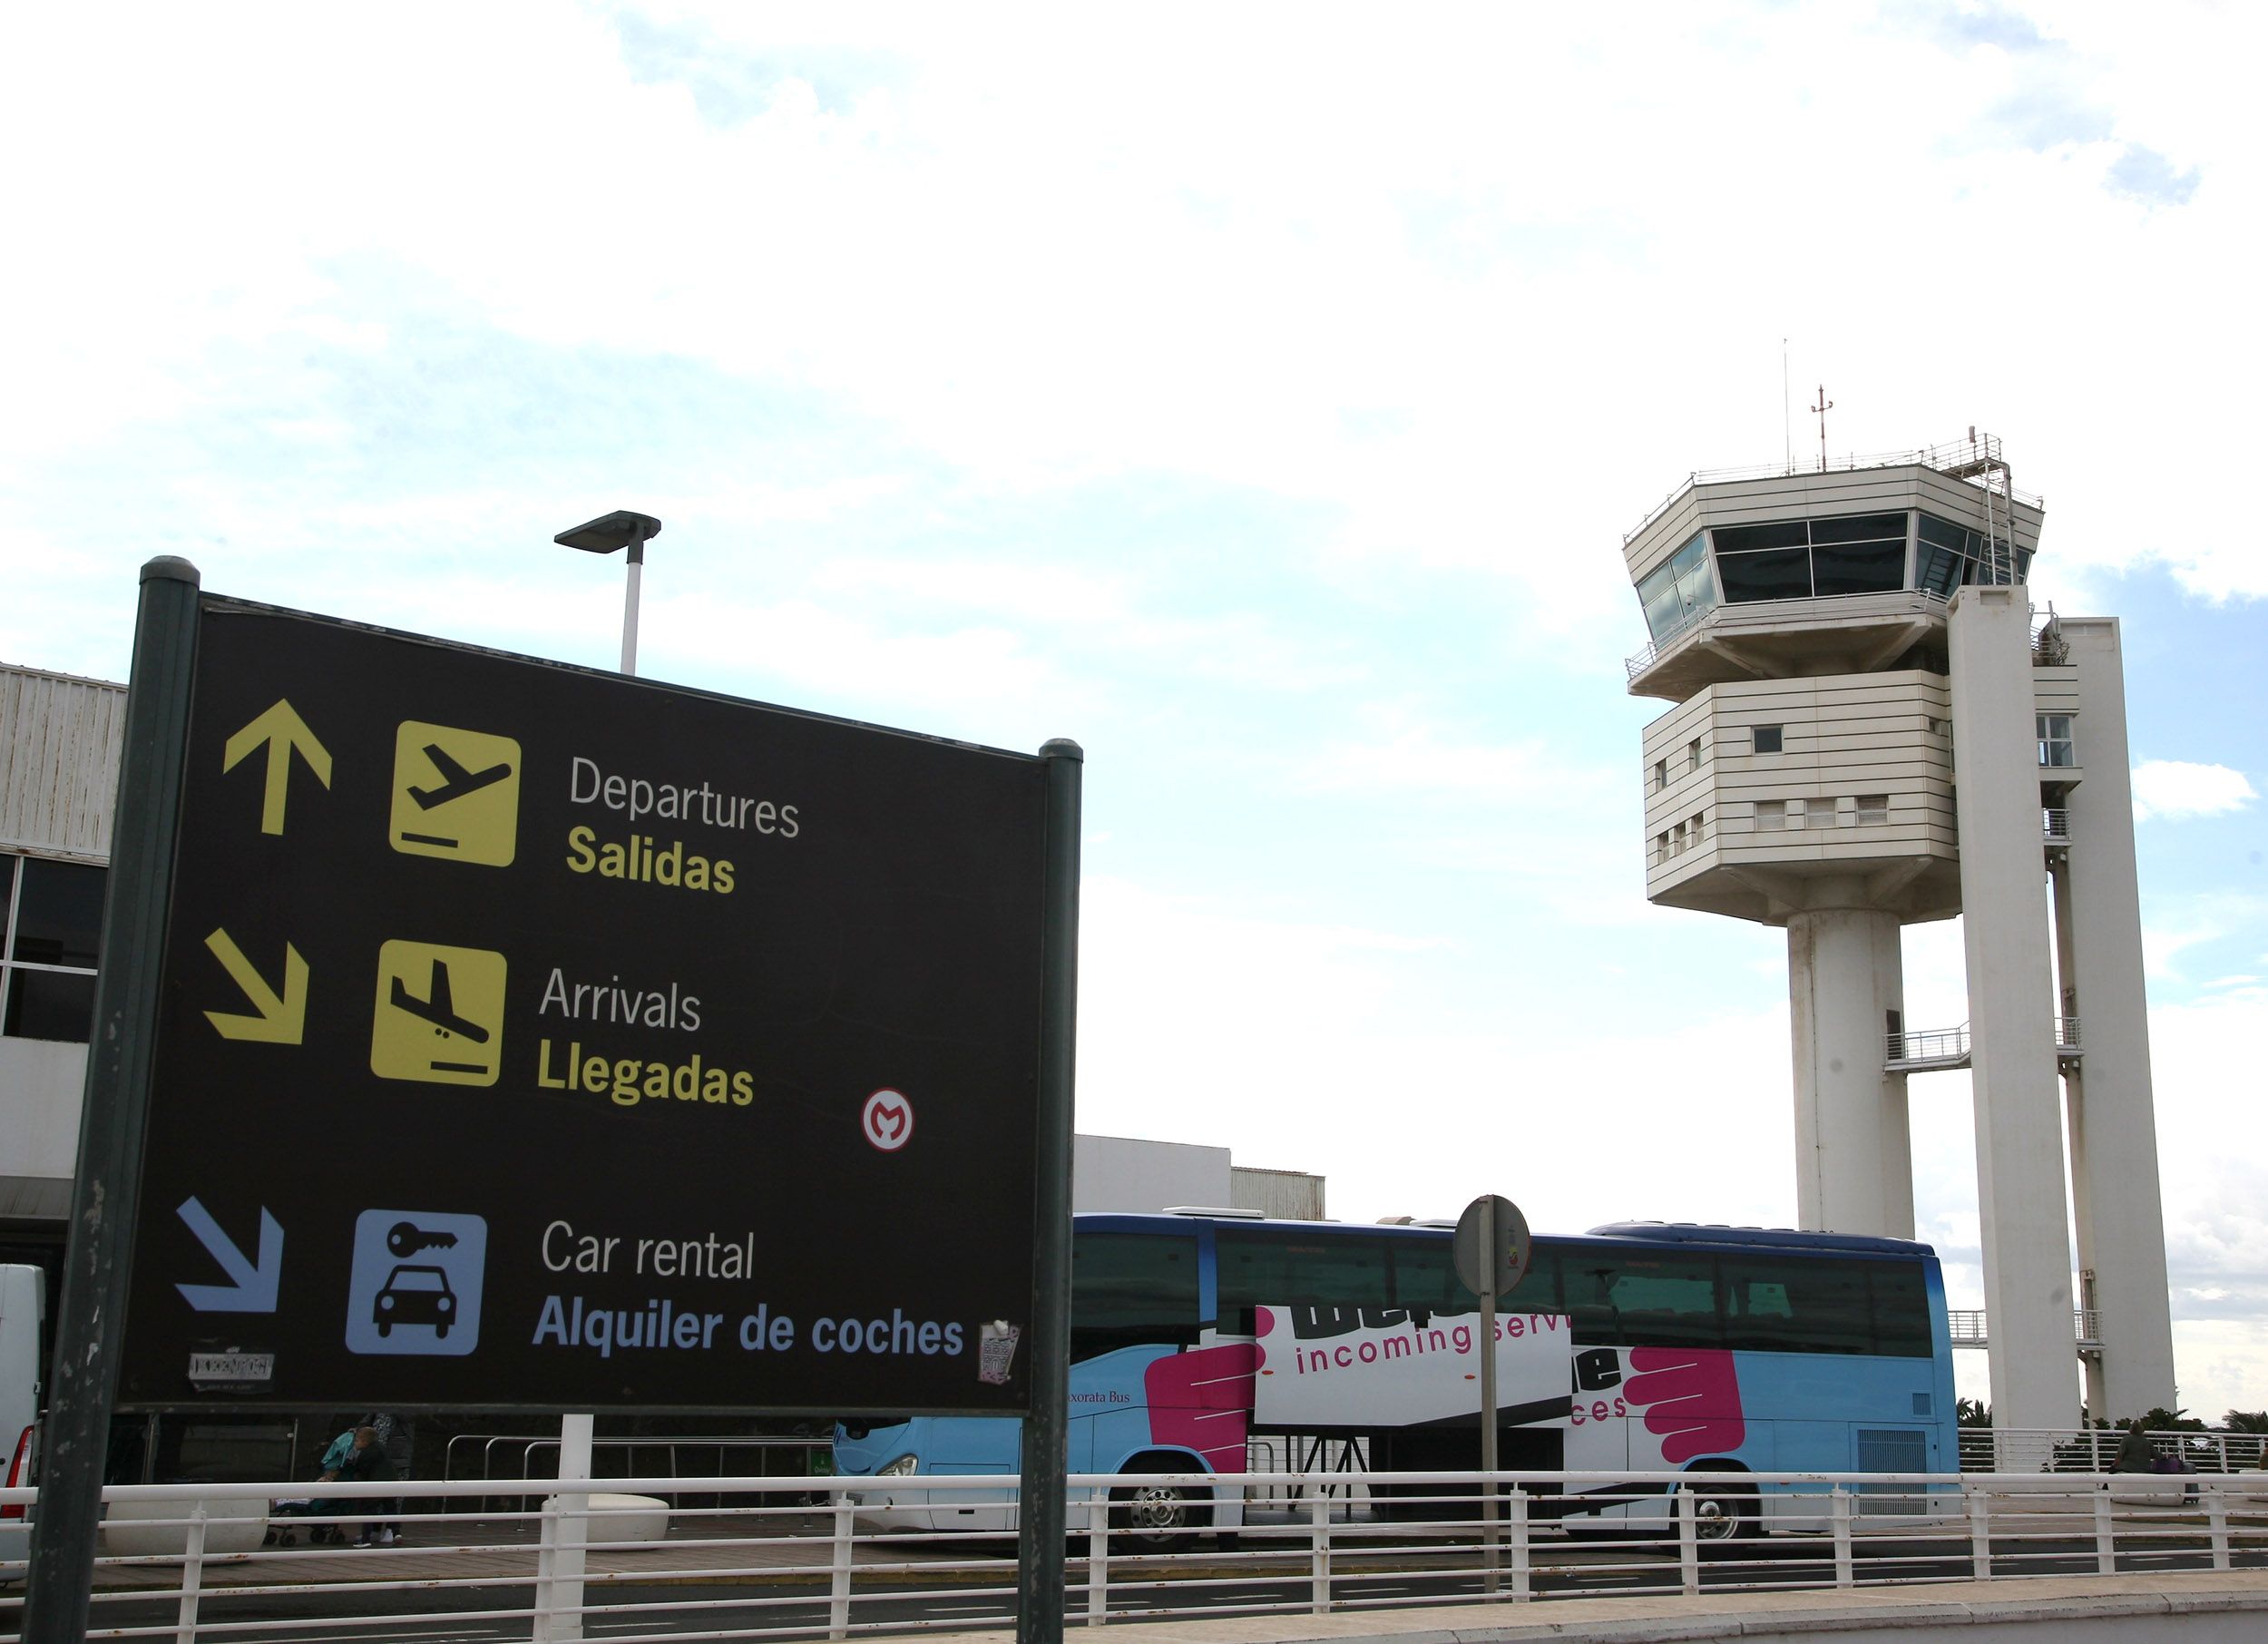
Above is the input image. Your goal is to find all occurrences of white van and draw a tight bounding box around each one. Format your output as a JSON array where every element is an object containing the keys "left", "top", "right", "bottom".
[{"left": 0, "top": 1265, "right": 44, "bottom": 1581}]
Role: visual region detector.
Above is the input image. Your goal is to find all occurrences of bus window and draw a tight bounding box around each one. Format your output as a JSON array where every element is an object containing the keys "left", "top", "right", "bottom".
[
  {"left": 1721, "top": 1255, "right": 1871, "bottom": 1355},
  {"left": 1390, "top": 1241, "right": 1564, "bottom": 1318},
  {"left": 1216, "top": 1230, "right": 1393, "bottom": 1335},
  {"left": 1868, "top": 1262, "right": 1934, "bottom": 1358},
  {"left": 1608, "top": 1256, "right": 1721, "bottom": 1347},
  {"left": 1562, "top": 1248, "right": 1718, "bottom": 1346},
  {"left": 1071, "top": 1233, "right": 1201, "bottom": 1357}
]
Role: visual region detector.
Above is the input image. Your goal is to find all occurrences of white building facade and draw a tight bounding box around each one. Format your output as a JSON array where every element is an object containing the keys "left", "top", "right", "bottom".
[{"left": 1622, "top": 435, "right": 2175, "bottom": 1433}]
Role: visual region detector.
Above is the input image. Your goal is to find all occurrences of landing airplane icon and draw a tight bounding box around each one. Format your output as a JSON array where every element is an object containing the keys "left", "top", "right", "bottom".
[
  {"left": 371, "top": 940, "right": 507, "bottom": 1085},
  {"left": 388, "top": 960, "right": 492, "bottom": 1044},
  {"left": 406, "top": 745, "right": 513, "bottom": 810}
]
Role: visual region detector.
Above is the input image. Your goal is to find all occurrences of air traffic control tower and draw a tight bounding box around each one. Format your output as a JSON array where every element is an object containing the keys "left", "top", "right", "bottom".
[{"left": 1620, "top": 433, "right": 2175, "bottom": 1437}]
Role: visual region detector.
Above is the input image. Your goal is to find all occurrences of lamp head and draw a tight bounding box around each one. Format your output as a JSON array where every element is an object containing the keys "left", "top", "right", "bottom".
[{"left": 555, "top": 510, "right": 661, "bottom": 561}]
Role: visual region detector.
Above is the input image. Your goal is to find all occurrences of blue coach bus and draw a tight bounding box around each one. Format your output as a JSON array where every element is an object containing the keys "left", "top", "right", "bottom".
[{"left": 835, "top": 1213, "right": 1958, "bottom": 1546}]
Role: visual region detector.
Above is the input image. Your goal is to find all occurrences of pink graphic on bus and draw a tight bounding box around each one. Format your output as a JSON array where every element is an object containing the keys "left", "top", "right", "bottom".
[
  {"left": 1142, "top": 1341, "right": 1260, "bottom": 1473},
  {"left": 1623, "top": 1346, "right": 1746, "bottom": 1463}
]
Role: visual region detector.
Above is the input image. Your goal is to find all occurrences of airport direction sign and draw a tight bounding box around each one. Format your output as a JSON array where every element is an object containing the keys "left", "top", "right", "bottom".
[{"left": 117, "top": 598, "right": 1050, "bottom": 1414}]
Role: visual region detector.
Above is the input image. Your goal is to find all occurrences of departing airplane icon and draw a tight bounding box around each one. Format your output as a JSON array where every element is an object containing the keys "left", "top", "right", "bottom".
[
  {"left": 388, "top": 721, "right": 522, "bottom": 866},
  {"left": 406, "top": 745, "right": 513, "bottom": 810},
  {"left": 388, "top": 960, "right": 492, "bottom": 1044}
]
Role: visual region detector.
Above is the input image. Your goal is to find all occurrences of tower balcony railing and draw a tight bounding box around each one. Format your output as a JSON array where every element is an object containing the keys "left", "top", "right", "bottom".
[
  {"left": 2043, "top": 807, "right": 2072, "bottom": 844},
  {"left": 1886, "top": 1023, "right": 1969, "bottom": 1068},
  {"left": 1624, "top": 586, "right": 1952, "bottom": 681},
  {"left": 1622, "top": 432, "right": 2043, "bottom": 545},
  {"left": 1942, "top": 1307, "right": 2101, "bottom": 1351},
  {"left": 1884, "top": 1015, "right": 2084, "bottom": 1071}
]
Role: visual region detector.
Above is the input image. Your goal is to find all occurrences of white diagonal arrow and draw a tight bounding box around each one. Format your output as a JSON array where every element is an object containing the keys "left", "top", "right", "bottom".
[{"left": 175, "top": 1197, "right": 284, "bottom": 1313}]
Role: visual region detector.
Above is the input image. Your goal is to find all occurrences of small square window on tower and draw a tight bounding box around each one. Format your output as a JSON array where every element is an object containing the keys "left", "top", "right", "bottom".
[
  {"left": 1652, "top": 758, "right": 1667, "bottom": 793},
  {"left": 1687, "top": 738, "right": 1703, "bottom": 773},
  {"left": 1856, "top": 794, "right": 1889, "bottom": 825},
  {"left": 1756, "top": 799, "right": 1787, "bottom": 829},
  {"left": 1806, "top": 798, "right": 1836, "bottom": 828},
  {"left": 1752, "top": 724, "right": 1784, "bottom": 754}
]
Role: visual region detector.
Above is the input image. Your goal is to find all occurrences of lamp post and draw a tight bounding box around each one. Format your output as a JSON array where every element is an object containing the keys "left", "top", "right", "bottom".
[
  {"left": 545, "top": 510, "right": 657, "bottom": 1638},
  {"left": 555, "top": 510, "right": 661, "bottom": 675}
]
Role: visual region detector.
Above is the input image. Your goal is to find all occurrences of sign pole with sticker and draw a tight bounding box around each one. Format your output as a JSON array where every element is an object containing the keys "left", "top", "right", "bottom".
[
  {"left": 24, "top": 559, "right": 204, "bottom": 1644},
  {"left": 1014, "top": 738, "right": 1082, "bottom": 1644}
]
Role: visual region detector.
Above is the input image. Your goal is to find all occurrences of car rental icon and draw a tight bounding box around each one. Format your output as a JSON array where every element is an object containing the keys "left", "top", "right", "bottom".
[{"left": 374, "top": 1263, "right": 457, "bottom": 1338}]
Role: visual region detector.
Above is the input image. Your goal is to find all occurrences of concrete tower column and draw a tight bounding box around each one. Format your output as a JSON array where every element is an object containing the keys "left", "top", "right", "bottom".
[
  {"left": 1788, "top": 889, "right": 1914, "bottom": 1238},
  {"left": 1949, "top": 586, "right": 2080, "bottom": 1443},
  {"left": 2055, "top": 617, "right": 2178, "bottom": 1420}
]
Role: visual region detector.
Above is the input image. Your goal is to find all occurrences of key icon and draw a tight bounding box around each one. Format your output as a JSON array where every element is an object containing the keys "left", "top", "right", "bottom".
[{"left": 387, "top": 1220, "right": 460, "bottom": 1257}]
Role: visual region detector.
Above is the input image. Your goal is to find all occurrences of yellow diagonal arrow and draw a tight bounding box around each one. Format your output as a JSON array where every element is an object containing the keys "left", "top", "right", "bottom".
[
  {"left": 203, "top": 930, "right": 308, "bottom": 1044},
  {"left": 222, "top": 700, "right": 333, "bottom": 836}
]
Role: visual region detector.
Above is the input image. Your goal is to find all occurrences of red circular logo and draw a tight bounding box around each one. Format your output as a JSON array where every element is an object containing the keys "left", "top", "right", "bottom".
[{"left": 862, "top": 1089, "right": 914, "bottom": 1151}]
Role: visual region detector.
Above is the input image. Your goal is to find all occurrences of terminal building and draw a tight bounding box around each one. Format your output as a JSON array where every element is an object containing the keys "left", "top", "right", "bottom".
[{"left": 1620, "top": 433, "right": 2175, "bottom": 1434}]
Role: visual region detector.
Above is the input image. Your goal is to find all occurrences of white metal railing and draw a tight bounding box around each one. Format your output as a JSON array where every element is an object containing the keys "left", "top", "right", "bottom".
[
  {"left": 1957, "top": 1428, "right": 2268, "bottom": 1474},
  {"left": 1885, "top": 1023, "right": 1969, "bottom": 1066},
  {"left": 1884, "top": 1016, "right": 2083, "bottom": 1069},
  {"left": 1623, "top": 433, "right": 2042, "bottom": 546},
  {"left": 1945, "top": 1311, "right": 2105, "bottom": 1351},
  {"left": 5, "top": 1465, "right": 2266, "bottom": 1641},
  {"left": 2043, "top": 807, "right": 2071, "bottom": 843}
]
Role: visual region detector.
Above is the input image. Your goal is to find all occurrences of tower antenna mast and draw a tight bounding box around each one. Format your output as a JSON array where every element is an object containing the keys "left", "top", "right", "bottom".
[{"left": 1811, "top": 384, "right": 1833, "bottom": 472}]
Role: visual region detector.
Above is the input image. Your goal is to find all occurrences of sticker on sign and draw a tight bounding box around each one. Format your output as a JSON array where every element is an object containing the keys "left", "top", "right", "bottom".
[
  {"left": 189, "top": 1352, "right": 275, "bottom": 1385},
  {"left": 862, "top": 1089, "right": 914, "bottom": 1151}
]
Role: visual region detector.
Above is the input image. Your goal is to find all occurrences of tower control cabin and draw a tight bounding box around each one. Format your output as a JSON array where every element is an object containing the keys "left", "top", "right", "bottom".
[{"left": 1620, "top": 434, "right": 2175, "bottom": 1438}]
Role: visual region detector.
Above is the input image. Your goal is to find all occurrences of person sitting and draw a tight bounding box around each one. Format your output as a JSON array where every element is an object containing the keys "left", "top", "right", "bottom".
[{"left": 333, "top": 1425, "right": 399, "bottom": 1547}]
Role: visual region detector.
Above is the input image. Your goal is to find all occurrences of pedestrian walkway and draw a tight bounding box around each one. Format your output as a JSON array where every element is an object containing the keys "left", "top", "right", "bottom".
[{"left": 860, "top": 1571, "right": 2268, "bottom": 1644}]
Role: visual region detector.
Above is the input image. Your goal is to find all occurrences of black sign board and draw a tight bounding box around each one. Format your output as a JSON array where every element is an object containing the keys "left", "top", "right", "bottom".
[{"left": 117, "top": 599, "right": 1049, "bottom": 1414}]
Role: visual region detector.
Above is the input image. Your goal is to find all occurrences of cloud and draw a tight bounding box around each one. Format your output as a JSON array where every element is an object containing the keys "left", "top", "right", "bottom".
[
  {"left": 2106, "top": 143, "right": 2203, "bottom": 207},
  {"left": 2132, "top": 760, "right": 2257, "bottom": 822}
]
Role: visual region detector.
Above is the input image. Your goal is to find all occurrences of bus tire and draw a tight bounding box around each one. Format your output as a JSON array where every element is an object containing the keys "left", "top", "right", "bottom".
[
  {"left": 1680, "top": 1480, "right": 1757, "bottom": 1547},
  {"left": 1110, "top": 1458, "right": 1207, "bottom": 1553}
]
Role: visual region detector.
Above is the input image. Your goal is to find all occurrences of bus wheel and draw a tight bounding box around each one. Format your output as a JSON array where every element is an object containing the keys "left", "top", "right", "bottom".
[
  {"left": 1110, "top": 1478, "right": 1203, "bottom": 1553},
  {"left": 1683, "top": 1484, "right": 1755, "bottom": 1546}
]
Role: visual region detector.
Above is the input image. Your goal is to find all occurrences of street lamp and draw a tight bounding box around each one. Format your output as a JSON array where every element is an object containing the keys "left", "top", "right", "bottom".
[{"left": 555, "top": 509, "right": 661, "bottom": 676}]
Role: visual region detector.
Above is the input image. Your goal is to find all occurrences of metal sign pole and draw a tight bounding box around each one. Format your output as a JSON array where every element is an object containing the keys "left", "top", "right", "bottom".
[
  {"left": 1478, "top": 1198, "right": 1500, "bottom": 1594},
  {"left": 23, "top": 558, "right": 203, "bottom": 1644},
  {"left": 1015, "top": 739, "right": 1082, "bottom": 1644}
]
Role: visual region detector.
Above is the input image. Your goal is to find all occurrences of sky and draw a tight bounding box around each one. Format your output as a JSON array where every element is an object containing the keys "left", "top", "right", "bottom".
[{"left": 4, "top": 1, "right": 2263, "bottom": 1422}]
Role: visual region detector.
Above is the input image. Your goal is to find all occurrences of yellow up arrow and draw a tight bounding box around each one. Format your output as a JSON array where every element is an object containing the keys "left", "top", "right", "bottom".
[
  {"left": 204, "top": 930, "right": 308, "bottom": 1044},
  {"left": 222, "top": 700, "right": 333, "bottom": 836}
]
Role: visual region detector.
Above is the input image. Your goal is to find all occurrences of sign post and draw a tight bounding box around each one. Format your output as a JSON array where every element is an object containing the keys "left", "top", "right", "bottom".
[
  {"left": 1014, "top": 739, "right": 1081, "bottom": 1644},
  {"left": 1453, "top": 1193, "right": 1531, "bottom": 1595},
  {"left": 24, "top": 558, "right": 203, "bottom": 1644}
]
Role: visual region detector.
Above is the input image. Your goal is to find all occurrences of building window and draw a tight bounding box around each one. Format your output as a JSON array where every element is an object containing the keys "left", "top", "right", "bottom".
[
  {"left": 1671, "top": 821, "right": 1688, "bottom": 856},
  {"left": 1654, "top": 831, "right": 1670, "bottom": 866},
  {"left": 1756, "top": 799, "right": 1787, "bottom": 829},
  {"left": 1691, "top": 810, "right": 1706, "bottom": 843},
  {"left": 1635, "top": 531, "right": 1718, "bottom": 643},
  {"left": 1713, "top": 512, "right": 1909, "bottom": 605},
  {"left": 1686, "top": 738, "right": 1702, "bottom": 773},
  {"left": 1856, "top": 794, "right": 1889, "bottom": 826},
  {"left": 1918, "top": 513, "right": 2023, "bottom": 592},
  {"left": 1, "top": 853, "right": 105, "bottom": 1042},
  {"left": 1652, "top": 758, "right": 1667, "bottom": 793},
  {"left": 2038, "top": 714, "right": 2076, "bottom": 768},
  {"left": 1752, "top": 725, "right": 1784, "bottom": 755},
  {"left": 1806, "top": 798, "right": 1836, "bottom": 829}
]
